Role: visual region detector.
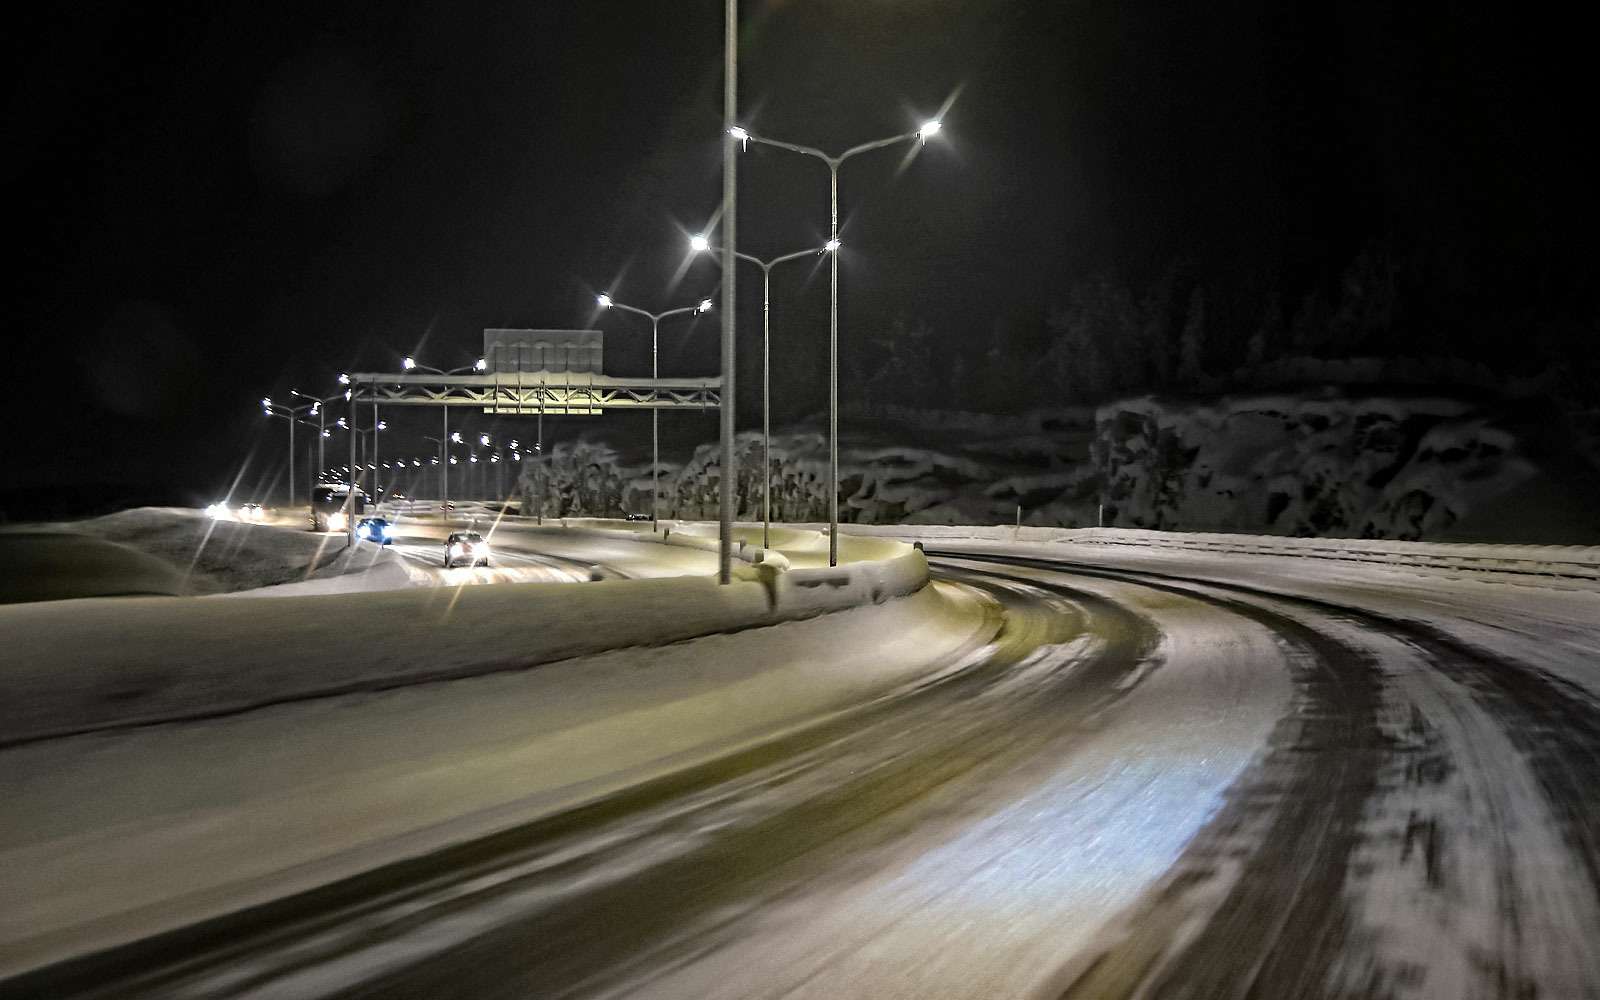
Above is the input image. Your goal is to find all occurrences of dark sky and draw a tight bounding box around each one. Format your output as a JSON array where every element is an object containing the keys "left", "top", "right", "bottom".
[{"left": 8, "top": 1, "right": 1590, "bottom": 501}]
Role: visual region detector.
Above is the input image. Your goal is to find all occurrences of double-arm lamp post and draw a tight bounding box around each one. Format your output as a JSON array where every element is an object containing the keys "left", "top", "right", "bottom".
[
  {"left": 402, "top": 357, "right": 485, "bottom": 512},
  {"left": 689, "top": 234, "right": 836, "bottom": 548},
  {"left": 288, "top": 389, "right": 344, "bottom": 482},
  {"left": 261, "top": 397, "right": 323, "bottom": 507},
  {"left": 594, "top": 293, "right": 714, "bottom": 528},
  {"left": 730, "top": 118, "right": 942, "bottom": 565}
]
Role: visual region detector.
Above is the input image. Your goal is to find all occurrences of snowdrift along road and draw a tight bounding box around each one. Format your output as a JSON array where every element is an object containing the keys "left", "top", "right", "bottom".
[{"left": 4, "top": 526, "right": 1600, "bottom": 997}]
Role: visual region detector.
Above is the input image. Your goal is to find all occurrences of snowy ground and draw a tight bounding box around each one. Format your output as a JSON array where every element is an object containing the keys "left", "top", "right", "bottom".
[{"left": 3, "top": 522, "right": 1599, "bottom": 997}]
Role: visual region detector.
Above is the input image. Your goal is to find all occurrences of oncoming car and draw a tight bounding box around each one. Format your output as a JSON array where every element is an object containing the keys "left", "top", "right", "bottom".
[
  {"left": 238, "top": 503, "right": 264, "bottom": 522},
  {"left": 355, "top": 516, "right": 395, "bottom": 545},
  {"left": 444, "top": 531, "right": 490, "bottom": 568}
]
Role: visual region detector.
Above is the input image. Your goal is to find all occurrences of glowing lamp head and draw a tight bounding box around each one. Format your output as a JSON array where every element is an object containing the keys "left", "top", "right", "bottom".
[
  {"left": 918, "top": 119, "right": 942, "bottom": 141},
  {"left": 450, "top": 431, "right": 462, "bottom": 444},
  {"left": 697, "top": 298, "right": 714, "bottom": 314},
  {"left": 689, "top": 234, "right": 710, "bottom": 254},
  {"left": 338, "top": 373, "right": 350, "bottom": 385},
  {"left": 474, "top": 358, "right": 487, "bottom": 371},
  {"left": 478, "top": 434, "right": 491, "bottom": 447},
  {"left": 597, "top": 293, "right": 613, "bottom": 309},
  {"left": 728, "top": 126, "right": 749, "bottom": 142},
  {"left": 825, "top": 238, "right": 841, "bottom": 253},
  {"left": 402, "top": 357, "right": 416, "bottom": 370},
  {"left": 377, "top": 420, "right": 387, "bottom": 430},
  {"left": 262, "top": 397, "right": 272, "bottom": 408}
]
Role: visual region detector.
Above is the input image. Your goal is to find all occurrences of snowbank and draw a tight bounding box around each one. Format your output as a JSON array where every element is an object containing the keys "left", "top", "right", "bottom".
[
  {"left": 0, "top": 581, "right": 995, "bottom": 980},
  {"left": 0, "top": 532, "right": 190, "bottom": 604},
  {"left": 0, "top": 529, "right": 928, "bottom": 745},
  {"left": 837, "top": 523, "right": 1600, "bottom": 588},
  {"left": 58, "top": 507, "right": 414, "bottom": 593}
]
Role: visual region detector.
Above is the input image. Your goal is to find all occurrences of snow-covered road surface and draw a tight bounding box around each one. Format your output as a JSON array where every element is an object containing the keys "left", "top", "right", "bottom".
[{"left": 4, "top": 538, "right": 1599, "bottom": 998}]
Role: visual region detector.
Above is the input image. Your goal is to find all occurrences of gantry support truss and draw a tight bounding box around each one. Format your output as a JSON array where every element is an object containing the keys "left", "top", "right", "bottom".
[{"left": 346, "top": 371, "right": 722, "bottom": 414}]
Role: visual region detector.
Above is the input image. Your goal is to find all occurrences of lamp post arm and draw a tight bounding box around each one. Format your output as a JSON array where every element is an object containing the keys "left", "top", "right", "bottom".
[
  {"left": 747, "top": 134, "right": 832, "bottom": 165},
  {"left": 839, "top": 130, "right": 919, "bottom": 163},
  {"left": 607, "top": 301, "right": 657, "bottom": 324},
  {"left": 703, "top": 244, "right": 823, "bottom": 271},
  {"left": 769, "top": 246, "right": 827, "bottom": 269},
  {"left": 656, "top": 303, "right": 706, "bottom": 323}
]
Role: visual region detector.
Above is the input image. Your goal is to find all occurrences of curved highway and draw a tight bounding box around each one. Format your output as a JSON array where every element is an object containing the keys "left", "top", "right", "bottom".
[{"left": 5, "top": 540, "right": 1599, "bottom": 999}]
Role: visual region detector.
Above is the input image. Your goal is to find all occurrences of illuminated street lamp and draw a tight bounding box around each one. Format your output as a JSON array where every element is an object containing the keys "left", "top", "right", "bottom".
[
  {"left": 732, "top": 118, "right": 945, "bottom": 564},
  {"left": 261, "top": 396, "right": 320, "bottom": 506},
  {"left": 290, "top": 388, "right": 344, "bottom": 482},
  {"left": 692, "top": 233, "right": 835, "bottom": 548},
  {"left": 401, "top": 359, "right": 483, "bottom": 509},
  {"left": 595, "top": 292, "right": 715, "bottom": 527}
]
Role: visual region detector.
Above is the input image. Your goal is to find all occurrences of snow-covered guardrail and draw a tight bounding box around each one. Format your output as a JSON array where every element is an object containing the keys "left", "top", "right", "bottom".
[{"left": 833, "top": 523, "right": 1600, "bottom": 585}]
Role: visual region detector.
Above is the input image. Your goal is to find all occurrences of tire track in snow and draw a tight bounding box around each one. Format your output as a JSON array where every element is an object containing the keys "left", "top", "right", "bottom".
[
  {"left": 940, "top": 552, "right": 1600, "bottom": 999},
  {"left": 0, "top": 576, "right": 1147, "bottom": 999}
]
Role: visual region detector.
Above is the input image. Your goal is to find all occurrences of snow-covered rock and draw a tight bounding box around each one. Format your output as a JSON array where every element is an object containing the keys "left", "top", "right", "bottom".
[{"left": 1094, "top": 393, "right": 1546, "bottom": 539}]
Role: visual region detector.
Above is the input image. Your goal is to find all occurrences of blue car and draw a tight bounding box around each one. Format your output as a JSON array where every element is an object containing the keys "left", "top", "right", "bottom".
[{"left": 356, "top": 516, "right": 395, "bottom": 545}]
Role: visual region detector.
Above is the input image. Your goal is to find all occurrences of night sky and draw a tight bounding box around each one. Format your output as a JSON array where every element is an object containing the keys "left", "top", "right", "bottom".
[{"left": 8, "top": 1, "right": 1591, "bottom": 509}]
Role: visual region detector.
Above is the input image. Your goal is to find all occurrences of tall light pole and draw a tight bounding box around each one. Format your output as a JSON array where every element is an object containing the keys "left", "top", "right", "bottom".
[
  {"left": 731, "top": 118, "right": 943, "bottom": 565},
  {"left": 261, "top": 397, "right": 319, "bottom": 506},
  {"left": 595, "top": 293, "right": 714, "bottom": 528},
  {"left": 289, "top": 389, "right": 342, "bottom": 481},
  {"left": 403, "top": 357, "right": 484, "bottom": 512},
  {"left": 720, "top": 0, "right": 738, "bottom": 584},
  {"left": 691, "top": 233, "right": 835, "bottom": 548}
]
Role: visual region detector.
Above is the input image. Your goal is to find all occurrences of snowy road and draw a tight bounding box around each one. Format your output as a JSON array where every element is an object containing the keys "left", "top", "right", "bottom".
[{"left": 5, "top": 541, "right": 1599, "bottom": 998}]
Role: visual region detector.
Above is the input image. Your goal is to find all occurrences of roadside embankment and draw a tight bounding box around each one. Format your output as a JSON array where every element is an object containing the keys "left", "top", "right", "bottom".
[{"left": 0, "top": 526, "right": 929, "bottom": 746}]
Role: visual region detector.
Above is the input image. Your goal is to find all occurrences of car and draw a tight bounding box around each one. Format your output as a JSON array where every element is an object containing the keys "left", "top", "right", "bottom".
[
  {"left": 355, "top": 516, "right": 395, "bottom": 544},
  {"left": 238, "top": 503, "right": 264, "bottom": 522},
  {"left": 444, "top": 531, "right": 490, "bottom": 568},
  {"left": 624, "top": 512, "right": 651, "bottom": 522}
]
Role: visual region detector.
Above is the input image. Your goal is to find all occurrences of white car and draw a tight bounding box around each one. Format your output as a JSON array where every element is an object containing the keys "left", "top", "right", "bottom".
[{"left": 444, "top": 531, "right": 490, "bottom": 568}]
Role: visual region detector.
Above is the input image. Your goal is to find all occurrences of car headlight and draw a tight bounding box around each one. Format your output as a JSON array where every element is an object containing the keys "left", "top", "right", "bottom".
[
  {"left": 381, "top": 524, "right": 394, "bottom": 537},
  {"left": 329, "top": 513, "right": 346, "bottom": 530},
  {"left": 450, "top": 544, "right": 463, "bottom": 554}
]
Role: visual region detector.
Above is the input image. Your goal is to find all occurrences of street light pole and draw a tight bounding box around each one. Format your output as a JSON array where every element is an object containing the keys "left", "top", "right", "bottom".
[
  {"left": 720, "top": 0, "right": 738, "bottom": 584},
  {"left": 402, "top": 357, "right": 484, "bottom": 513},
  {"left": 262, "top": 397, "right": 320, "bottom": 507},
  {"left": 289, "top": 390, "right": 341, "bottom": 482},
  {"left": 595, "top": 294, "right": 714, "bottom": 529},
  {"left": 732, "top": 118, "right": 943, "bottom": 565},
  {"left": 691, "top": 236, "right": 834, "bottom": 549}
]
